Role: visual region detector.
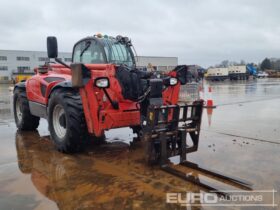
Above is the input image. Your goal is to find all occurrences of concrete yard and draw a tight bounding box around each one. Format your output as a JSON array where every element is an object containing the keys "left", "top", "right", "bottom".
[{"left": 0, "top": 78, "right": 279, "bottom": 209}]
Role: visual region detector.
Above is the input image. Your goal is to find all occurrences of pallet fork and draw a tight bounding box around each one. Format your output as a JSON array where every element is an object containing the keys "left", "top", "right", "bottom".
[{"left": 142, "top": 100, "right": 253, "bottom": 195}]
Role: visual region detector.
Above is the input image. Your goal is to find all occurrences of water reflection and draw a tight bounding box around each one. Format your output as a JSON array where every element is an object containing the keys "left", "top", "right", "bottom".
[
  {"left": 205, "top": 78, "right": 280, "bottom": 106},
  {"left": 0, "top": 94, "right": 13, "bottom": 120},
  {"left": 15, "top": 131, "right": 205, "bottom": 210}
]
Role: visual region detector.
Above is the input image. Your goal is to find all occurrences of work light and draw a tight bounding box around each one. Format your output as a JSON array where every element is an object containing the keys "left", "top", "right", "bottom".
[
  {"left": 95, "top": 78, "right": 109, "bottom": 88},
  {"left": 170, "top": 77, "right": 178, "bottom": 86}
]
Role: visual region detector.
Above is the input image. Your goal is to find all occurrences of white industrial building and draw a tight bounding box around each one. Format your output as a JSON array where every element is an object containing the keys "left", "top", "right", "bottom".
[
  {"left": 0, "top": 50, "right": 72, "bottom": 81},
  {"left": 0, "top": 49, "right": 178, "bottom": 82},
  {"left": 136, "top": 56, "right": 178, "bottom": 71}
]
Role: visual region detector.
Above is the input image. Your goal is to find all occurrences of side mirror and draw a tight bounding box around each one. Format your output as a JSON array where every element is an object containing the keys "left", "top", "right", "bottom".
[{"left": 47, "top": 36, "right": 58, "bottom": 58}]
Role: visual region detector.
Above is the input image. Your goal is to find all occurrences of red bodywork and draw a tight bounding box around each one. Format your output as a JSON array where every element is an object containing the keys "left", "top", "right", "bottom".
[{"left": 26, "top": 64, "right": 181, "bottom": 137}]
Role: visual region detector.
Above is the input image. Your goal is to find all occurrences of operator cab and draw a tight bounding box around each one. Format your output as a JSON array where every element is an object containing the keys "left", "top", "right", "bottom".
[{"left": 72, "top": 34, "right": 136, "bottom": 68}]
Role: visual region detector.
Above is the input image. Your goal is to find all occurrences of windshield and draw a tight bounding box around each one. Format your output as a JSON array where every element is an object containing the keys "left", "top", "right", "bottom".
[
  {"left": 101, "top": 38, "right": 135, "bottom": 67},
  {"left": 73, "top": 40, "right": 105, "bottom": 64}
]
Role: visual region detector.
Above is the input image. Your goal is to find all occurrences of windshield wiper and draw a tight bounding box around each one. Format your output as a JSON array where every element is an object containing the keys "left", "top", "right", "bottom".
[{"left": 80, "top": 41, "right": 91, "bottom": 57}]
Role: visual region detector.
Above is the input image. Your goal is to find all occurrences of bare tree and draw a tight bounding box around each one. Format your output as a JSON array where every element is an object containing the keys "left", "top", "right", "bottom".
[
  {"left": 240, "top": 59, "right": 246, "bottom": 65},
  {"left": 221, "top": 60, "right": 229, "bottom": 67}
]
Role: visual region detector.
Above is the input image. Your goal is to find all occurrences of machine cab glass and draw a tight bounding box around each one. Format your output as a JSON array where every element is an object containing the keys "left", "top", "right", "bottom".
[
  {"left": 73, "top": 37, "right": 135, "bottom": 67},
  {"left": 73, "top": 40, "right": 106, "bottom": 64}
]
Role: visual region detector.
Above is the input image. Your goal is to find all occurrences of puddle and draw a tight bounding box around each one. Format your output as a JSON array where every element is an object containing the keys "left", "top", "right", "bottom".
[
  {"left": 0, "top": 80, "right": 279, "bottom": 209},
  {"left": 8, "top": 131, "right": 201, "bottom": 210}
]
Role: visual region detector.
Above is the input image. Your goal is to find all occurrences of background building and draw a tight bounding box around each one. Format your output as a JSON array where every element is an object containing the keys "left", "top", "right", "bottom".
[
  {"left": 0, "top": 50, "right": 72, "bottom": 82},
  {"left": 135, "top": 56, "right": 178, "bottom": 71},
  {"left": 0, "top": 49, "right": 178, "bottom": 82}
]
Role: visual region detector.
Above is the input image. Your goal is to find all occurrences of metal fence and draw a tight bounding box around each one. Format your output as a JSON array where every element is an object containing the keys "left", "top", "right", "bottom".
[{"left": 179, "top": 82, "right": 200, "bottom": 103}]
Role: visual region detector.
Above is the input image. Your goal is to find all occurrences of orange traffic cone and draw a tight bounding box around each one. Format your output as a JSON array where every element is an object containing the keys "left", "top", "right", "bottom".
[
  {"left": 205, "top": 85, "right": 214, "bottom": 126},
  {"left": 206, "top": 86, "right": 214, "bottom": 108}
]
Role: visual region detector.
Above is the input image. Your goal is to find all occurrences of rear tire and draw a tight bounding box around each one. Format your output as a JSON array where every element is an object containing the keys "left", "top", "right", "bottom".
[
  {"left": 13, "top": 88, "right": 40, "bottom": 130},
  {"left": 48, "top": 89, "right": 88, "bottom": 153}
]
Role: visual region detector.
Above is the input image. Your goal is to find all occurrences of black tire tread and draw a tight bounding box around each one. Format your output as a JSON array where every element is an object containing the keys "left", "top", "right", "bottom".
[
  {"left": 13, "top": 88, "right": 40, "bottom": 131},
  {"left": 48, "top": 88, "right": 89, "bottom": 153}
]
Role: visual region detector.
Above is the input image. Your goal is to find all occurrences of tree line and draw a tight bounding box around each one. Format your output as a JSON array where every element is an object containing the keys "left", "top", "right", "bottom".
[{"left": 211, "top": 58, "right": 280, "bottom": 71}]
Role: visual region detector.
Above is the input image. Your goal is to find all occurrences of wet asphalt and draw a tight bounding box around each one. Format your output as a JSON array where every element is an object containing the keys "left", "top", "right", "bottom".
[{"left": 0, "top": 78, "right": 279, "bottom": 210}]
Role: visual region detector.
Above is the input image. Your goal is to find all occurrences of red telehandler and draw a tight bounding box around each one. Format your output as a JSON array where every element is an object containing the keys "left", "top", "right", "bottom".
[{"left": 13, "top": 34, "right": 252, "bottom": 194}]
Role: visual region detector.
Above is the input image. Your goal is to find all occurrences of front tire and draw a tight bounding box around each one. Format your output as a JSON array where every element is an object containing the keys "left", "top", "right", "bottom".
[
  {"left": 13, "top": 88, "right": 40, "bottom": 130},
  {"left": 48, "top": 89, "right": 88, "bottom": 153}
]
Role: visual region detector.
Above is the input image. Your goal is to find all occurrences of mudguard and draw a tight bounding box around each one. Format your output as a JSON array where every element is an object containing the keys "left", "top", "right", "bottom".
[
  {"left": 14, "top": 81, "right": 26, "bottom": 91},
  {"left": 48, "top": 81, "right": 74, "bottom": 98}
]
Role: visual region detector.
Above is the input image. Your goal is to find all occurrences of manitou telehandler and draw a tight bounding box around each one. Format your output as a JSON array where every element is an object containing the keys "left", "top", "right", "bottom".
[{"left": 13, "top": 34, "right": 252, "bottom": 194}]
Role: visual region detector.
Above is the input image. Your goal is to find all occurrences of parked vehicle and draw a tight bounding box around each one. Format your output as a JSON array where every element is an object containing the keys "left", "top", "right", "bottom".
[
  {"left": 228, "top": 65, "right": 249, "bottom": 80},
  {"left": 246, "top": 64, "right": 257, "bottom": 78},
  {"left": 205, "top": 67, "right": 229, "bottom": 81},
  {"left": 257, "top": 71, "right": 269, "bottom": 78},
  {"left": 12, "top": 72, "right": 34, "bottom": 84}
]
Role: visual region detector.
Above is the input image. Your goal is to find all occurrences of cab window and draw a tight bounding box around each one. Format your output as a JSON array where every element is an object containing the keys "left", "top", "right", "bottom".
[{"left": 73, "top": 40, "right": 106, "bottom": 64}]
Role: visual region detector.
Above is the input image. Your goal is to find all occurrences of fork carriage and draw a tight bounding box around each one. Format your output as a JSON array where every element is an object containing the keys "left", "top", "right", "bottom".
[
  {"left": 142, "top": 100, "right": 204, "bottom": 166},
  {"left": 142, "top": 100, "right": 253, "bottom": 194}
]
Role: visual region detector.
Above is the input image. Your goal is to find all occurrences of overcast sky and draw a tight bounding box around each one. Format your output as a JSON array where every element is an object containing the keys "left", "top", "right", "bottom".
[{"left": 0, "top": 0, "right": 279, "bottom": 67}]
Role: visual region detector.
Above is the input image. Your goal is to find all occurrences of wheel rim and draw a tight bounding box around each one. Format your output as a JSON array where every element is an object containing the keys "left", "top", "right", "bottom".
[
  {"left": 16, "top": 97, "right": 23, "bottom": 122},
  {"left": 53, "top": 104, "right": 67, "bottom": 139}
]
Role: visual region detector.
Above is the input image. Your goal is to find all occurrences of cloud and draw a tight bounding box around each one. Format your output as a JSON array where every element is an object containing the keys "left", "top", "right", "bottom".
[{"left": 0, "top": 0, "right": 279, "bottom": 67}]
